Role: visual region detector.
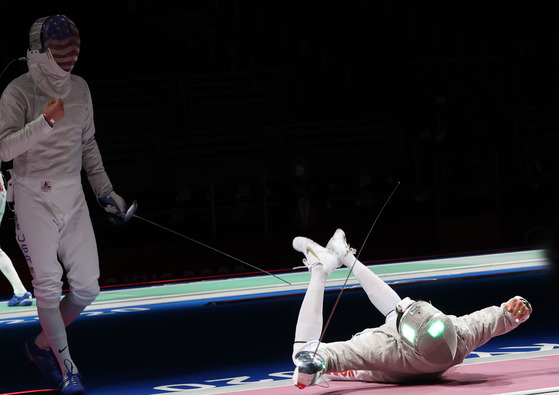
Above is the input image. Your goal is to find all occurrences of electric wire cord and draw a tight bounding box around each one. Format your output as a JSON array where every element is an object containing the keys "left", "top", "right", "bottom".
[{"left": 0, "top": 57, "right": 26, "bottom": 83}]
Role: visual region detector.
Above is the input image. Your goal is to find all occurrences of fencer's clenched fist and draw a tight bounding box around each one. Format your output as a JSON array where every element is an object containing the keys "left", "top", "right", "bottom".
[
  {"left": 504, "top": 296, "right": 532, "bottom": 321},
  {"left": 43, "top": 98, "right": 65, "bottom": 124}
]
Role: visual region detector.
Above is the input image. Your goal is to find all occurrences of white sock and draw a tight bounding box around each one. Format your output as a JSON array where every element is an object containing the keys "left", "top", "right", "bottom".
[
  {"left": 0, "top": 249, "right": 27, "bottom": 296},
  {"left": 347, "top": 255, "right": 401, "bottom": 322},
  {"left": 37, "top": 306, "right": 78, "bottom": 375},
  {"left": 294, "top": 265, "right": 328, "bottom": 353}
]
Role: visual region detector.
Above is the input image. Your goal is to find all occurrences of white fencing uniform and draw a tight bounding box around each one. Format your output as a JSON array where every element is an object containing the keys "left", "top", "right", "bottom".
[
  {"left": 292, "top": 232, "right": 531, "bottom": 388},
  {"left": 0, "top": 171, "right": 29, "bottom": 298},
  {"left": 297, "top": 302, "right": 528, "bottom": 384},
  {"left": 0, "top": 15, "right": 126, "bottom": 389},
  {"left": 0, "top": 54, "right": 112, "bottom": 309}
]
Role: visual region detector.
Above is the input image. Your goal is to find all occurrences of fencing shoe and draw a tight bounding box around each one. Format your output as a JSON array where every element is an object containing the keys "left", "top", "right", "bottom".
[
  {"left": 293, "top": 236, "right": 341, "bottom": 275},
  {"left": 60, "top": 360, "right": 84, "bottom": 395},
  {"left": 8, "top": 291, "right": 33, "bottom": 307},
  {"left": 326, "top": 228, "right": 358, "bottom": 267},
  {"left": 24, "top": 337, "right": 63, "bottom": 385}
]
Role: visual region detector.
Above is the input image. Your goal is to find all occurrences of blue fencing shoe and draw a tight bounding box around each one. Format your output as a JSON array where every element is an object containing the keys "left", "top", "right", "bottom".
[
  {"left": 7, "top": 292, "right": 33, "bottom": 306},
  {"left": 60, "top": 359, "right": 84, "bottom": 395},
  {"left": 24, "top": 337, "right": 63, "bottom": 385}
]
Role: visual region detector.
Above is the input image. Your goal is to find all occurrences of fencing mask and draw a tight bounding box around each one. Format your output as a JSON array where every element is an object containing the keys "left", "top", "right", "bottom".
[
  {"left": 396, "top": 297, "right": 458, "bottom": 365},
  {"left": 29, "top": 14, "right": 80, "bottom": 72}
]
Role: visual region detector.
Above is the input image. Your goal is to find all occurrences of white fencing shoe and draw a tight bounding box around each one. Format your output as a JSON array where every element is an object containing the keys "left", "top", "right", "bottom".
[
  {"left": 326, "top": 228, "right": 358, "bottom": 267},
  {"left": 293, "top": 236, "right": 341, "bottom": 275}
]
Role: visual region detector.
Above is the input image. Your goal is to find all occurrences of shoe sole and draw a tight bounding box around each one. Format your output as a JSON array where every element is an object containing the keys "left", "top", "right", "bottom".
[
  {"left": 7, "top": 298, "right": 33, "bottom": 307},
  {"left": 292, "top": 236, "right": 313, "bottom": 252},
  {"left": 326, "top": 229, "right": 349, "bottom": 255}
]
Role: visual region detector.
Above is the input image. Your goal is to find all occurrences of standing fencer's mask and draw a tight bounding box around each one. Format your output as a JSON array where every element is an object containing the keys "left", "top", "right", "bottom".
[
  {"left": 395, "top": 297, "right": 458, "bottom": 365},
  {"left": 29, "top": 14, "right": 80, "bottom": 72}
]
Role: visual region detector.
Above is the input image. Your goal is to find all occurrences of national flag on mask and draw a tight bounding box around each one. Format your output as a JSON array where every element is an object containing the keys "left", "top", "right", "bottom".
[{"left": 41, "top": 15, "right": 80, "bottom": 72}]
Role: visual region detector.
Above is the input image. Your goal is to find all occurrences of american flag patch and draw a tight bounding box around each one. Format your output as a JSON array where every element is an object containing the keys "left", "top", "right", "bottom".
[
  {"left": 41, "top": 15, "right": 80, "bottom": 72},
  {"left": 41, "top": 181, "right": 51, "bottom": 192}
]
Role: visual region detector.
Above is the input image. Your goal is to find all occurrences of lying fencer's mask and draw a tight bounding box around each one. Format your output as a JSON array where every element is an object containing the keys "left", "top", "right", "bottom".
[
  {"left": 29, "top": 14, "right": 80, "bottom": 72},
  {"left": 396, "top": 297, "right": 457, "bottom": 365}
]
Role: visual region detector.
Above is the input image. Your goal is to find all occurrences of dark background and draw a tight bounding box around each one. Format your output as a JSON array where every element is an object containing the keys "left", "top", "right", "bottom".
[{"left": 1, "top": 0, "right": 559, "bottom": 292}]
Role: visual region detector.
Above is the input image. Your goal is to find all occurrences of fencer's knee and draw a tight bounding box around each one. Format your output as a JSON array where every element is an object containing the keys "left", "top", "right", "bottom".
[
  {"left": 68, "top": 282, "right": 100, "bottom": 307},
  {"left": 32, "top": 279, "right": 64, "bottom": 309},
  {"left": 34, "top": 293, "right": 62, "bottom": 309}
]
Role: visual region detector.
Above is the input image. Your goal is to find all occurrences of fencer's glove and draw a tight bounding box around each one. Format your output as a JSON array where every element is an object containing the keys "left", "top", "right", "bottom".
[{"left": 98, "top": 191, "right": 128, "bottom": 224}]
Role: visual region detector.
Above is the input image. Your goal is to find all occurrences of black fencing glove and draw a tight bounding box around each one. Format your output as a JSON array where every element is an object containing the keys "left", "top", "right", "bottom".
[{"left": 98, "top": 191, "right": 129, "bottom": 224}]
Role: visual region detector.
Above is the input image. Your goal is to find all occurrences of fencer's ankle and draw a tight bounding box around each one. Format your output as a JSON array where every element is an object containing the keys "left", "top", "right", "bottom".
[
  {"left": 35, "top": 334, "right": 50, "bottom": 350},
  {"left": 310, "top": 264, "right": 328, "bottom": 280},
  {"left": 342, "top": 254, "right": 359, "bottom": 269}
]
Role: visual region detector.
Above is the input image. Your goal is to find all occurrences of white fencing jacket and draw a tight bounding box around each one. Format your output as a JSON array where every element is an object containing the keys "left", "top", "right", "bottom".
[
  {"left": 320, "top": 301, "right": 529, "bottom": 383},
  {"left": 0, "top": 48, "right": 112, "bottom": 198}
]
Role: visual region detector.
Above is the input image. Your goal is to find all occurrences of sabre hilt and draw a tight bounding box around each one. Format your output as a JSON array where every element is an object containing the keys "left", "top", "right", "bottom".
[{"left": 98, "top": 191, "right": 138, "bottom": 225}]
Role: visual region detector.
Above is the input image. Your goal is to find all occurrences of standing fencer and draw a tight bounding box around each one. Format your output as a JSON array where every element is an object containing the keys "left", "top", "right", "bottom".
[
  {"left": 291, "top": 229, "right": 532, "bottom": 388},
  {"left": 0, "top": 171, "right": 33, "bottom": 307},
  {"left": 0, "top": 15, "right": 131, "bottom": 394}
]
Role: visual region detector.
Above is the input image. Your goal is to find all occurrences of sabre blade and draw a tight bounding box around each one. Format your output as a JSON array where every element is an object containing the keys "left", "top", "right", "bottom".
[
  {"left": 132, "top": 214, "right": 291, "bottom": 285},
  {"left": 315, "top": 181, "right": 401, "bottom": 353}
]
